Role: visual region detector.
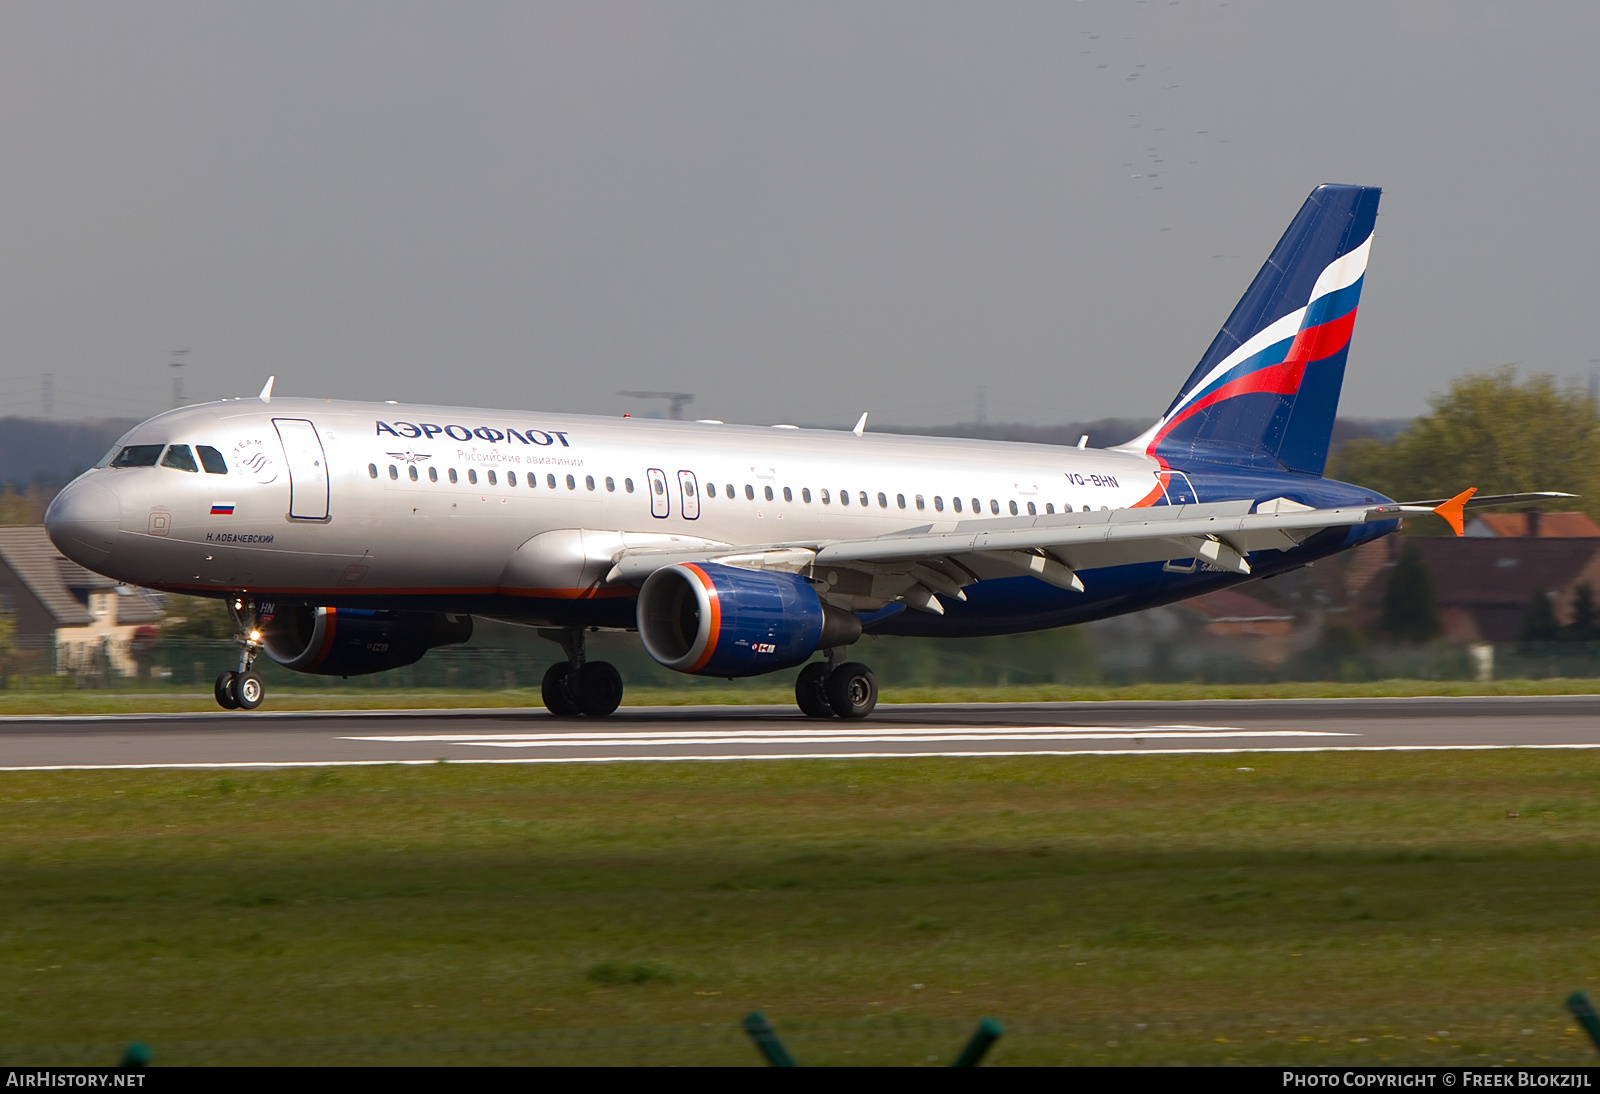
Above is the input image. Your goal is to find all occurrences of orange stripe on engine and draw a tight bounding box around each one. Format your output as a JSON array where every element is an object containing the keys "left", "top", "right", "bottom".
[
  {"left": 306, "top": 607, "right": 339, "bottom": 671},
  {"left": 682, "top": 563, "right": 722, "bottom": 674}
]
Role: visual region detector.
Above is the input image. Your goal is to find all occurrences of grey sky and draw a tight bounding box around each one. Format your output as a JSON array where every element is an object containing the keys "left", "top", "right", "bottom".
[{"left": 1, "top": 2, "right": 1596, "bottom": 427}]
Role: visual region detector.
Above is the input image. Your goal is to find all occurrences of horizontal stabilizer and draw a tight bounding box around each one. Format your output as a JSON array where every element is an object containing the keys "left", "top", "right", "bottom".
[{"left": 1395, "top": 491, "right": 1578, "bottom": 510}]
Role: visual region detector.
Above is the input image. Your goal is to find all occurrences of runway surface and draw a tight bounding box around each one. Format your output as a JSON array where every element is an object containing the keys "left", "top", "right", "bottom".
[{"left": 2, "top": 695, "right": 1600, "bottom": 770}]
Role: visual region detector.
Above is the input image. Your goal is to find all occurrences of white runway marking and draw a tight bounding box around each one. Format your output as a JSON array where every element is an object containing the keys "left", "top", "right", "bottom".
[
  {"left": 341, "top": 725, "right": 1354, "bottom": 747},
  {"left": 8, "top": 743, "right": 1600, "bottom": 773}
]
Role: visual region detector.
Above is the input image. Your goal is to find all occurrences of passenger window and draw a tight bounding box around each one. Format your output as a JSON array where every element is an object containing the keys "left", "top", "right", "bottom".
[
  {"left": 110, "top": 444, "right": 164, "bottom": 468},
  {"left": 840, "top": 490, "right": 849, "bottom": 507},
  {"left": 1044, "top": 503, "right": 1053, "bottom": 514},
  {"left": 567, "top": 475, "right": 577, "bottom": 490},
  {"left": 429, "top": 467, "right": 439, "bottom": 483},
  {"left": 389, "top": 465, "right": 399, "bottom": 480},
  {"left": 1027, "top": 502, "right": 1036, "bottom": 515},
  {"left": 508, "top": 471, "right": 517, "bottom": 487},
  {"left": 685, "top": 480, "right": 696, "bottom": 497},
  {"left": 973, "top": 498, "right": 981, "bottom": 513},
  {"left": 707, "top": 483, "right": 717, "bottom": 498},
  {"left": 468, "top": 469, "right": 478, "bottom": 485},
  {"left": 409, "top": 466, "right": 419, "bottom": 482},
  {"left": 549, "top": 474, "right": 558, "bottom": 489},
  {"left": 586, "top": 475, "right": 595, "bottom": 491},
  {"left": 802, "top": 488, "right": 811, "bottom": 503},
  {"left": 877, "top": 492, "right": 888, "bottom": 508},
  {"left": 745, "top": 485, "right": 755, "bottom": 500},
  {"left": 934, "top": 496, "right": 943, "bottom": 512},
  {"left": 953, "top": 497, "right": 962, "bottom": 513},
  {"left": 991, "top": 500, "right": 1000, "bottom": 514},
  {"left": 196, "top": 445, "right": 228, "bottom": 474},
  {"left": 368, "top": 463, "right": 378, "bottom": 479},
  {"left": 654, "top": 478, "right": 666, "bottom": 496},
  {"left": 449, "top": 468, "right": 458, "bottom": 484},
  {"left": 859, "top": 491, "right": 869, "bottom": 507},
  {"left": 896, "top": 494, "right": 906, "bottom": 509},
  {"left": 821, "top": 489, "right": 830, "bottom": 505},
  {"left": 624, "top": 478, "right": 634, "bottom": 493},
  {"left": 606, "top": 476, "right": 616, "bottom": 492},
  {"left": 782, "top": 486, "right": 792, "bottom": 502},
  {"left": 915, "top": 495, "right": 925, "bottom": 510},
  {"left": 488, "top": 470, "right": 497, "bottom": 485},
  {"left": 161, "top": 447, "right": 199, "bottom": 473},
  {"left": 764, "top": 486, "right": 774, "bottom": 502}
]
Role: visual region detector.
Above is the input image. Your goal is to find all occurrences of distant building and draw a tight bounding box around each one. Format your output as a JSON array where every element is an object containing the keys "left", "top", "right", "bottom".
[
  {"left": 1352, "top": 532, "right": 1600, "bottom": 644},
  {"left": 1464, "top": 510, "right": 1600, "bottom": 538},
  {"left": 0, "top": 526, "right": 163, "bottom": 674}
]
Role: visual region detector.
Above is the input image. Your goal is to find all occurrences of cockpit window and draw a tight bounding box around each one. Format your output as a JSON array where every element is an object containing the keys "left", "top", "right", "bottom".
[
  {"left": 109, "top": 445, "right": 164, "bottom": 468},
  {"left": 160, "top": 445, "right": 199, "bottom": 473},
  {"left": 196, "top": 445, "right": 228, "bottom": 474},
  {"left": 95, "top": 445, "right": 120, "bottom": 468}
]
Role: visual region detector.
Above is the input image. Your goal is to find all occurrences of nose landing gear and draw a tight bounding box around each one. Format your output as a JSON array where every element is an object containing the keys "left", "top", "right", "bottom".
[
  {"left": 539, "top": 628, "right": 623, "bottom": 717},
  {"left": 214, "top": 598, "right": 268, "bottom": 711},
  {"left": 795, "top": 649, "right": 878, "bottom": 719}
]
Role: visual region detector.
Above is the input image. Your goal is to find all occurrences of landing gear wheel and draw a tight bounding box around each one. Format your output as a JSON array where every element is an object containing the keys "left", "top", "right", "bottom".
[
  {"left": 825, "top": 662, "right": 878, "bottom": 720},
  {"left": 575, "top": 661, "right": 624, "bottom": 717},
  {"left": 230, "top": 671, "right": 265, "bottom": 711},
  {"left": 795, "top": 662, "right": 833, "bottom": 718},
  {"left": 214, "top": 671, "right": 240, "bottom": 710},
  {"left": 542, "top": 662, "right": 580, "bottom": 716}
]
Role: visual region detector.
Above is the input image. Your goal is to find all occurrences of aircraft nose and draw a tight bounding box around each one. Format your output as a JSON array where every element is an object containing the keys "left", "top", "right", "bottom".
[{"left": 45, "top": 478, "right": 121, "bottom": 568}]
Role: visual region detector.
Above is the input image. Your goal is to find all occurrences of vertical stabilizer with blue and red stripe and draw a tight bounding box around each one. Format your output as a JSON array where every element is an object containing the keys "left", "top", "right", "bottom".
[{"left": 1122, "top": 183, "right": 1380, "bottom": 477}]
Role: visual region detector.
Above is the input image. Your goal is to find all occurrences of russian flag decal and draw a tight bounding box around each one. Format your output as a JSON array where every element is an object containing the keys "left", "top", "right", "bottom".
[{"left": 210, "top": 503, "right": 235, "bottom": 516}]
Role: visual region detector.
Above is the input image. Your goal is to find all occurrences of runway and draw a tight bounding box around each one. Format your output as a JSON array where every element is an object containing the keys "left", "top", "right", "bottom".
[{"left": 2, "top": 694, "right": 1600, "bottom": 770}]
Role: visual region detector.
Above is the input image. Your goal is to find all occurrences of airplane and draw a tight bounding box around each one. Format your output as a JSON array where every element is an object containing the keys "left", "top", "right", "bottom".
[{"left": 42, "top": 183, "right": 1540, "bottom": 718}]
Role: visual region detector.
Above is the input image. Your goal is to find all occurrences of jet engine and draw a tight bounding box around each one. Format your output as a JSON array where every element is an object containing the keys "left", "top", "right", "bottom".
[
  {"left": 636, "top": 562, "right": 860, "bottom": 677},
  {"left": 260, "top": 606, "right": 473, "bottom": 677}
]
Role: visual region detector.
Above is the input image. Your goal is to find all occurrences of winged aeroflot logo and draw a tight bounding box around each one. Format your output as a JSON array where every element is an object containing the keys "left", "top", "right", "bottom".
[{"left": 386, "top": 451, "right": 432, "bottom": 464}]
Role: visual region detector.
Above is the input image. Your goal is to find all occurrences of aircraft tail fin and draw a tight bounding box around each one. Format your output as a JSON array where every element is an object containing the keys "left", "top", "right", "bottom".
[{"left": 1121, "top": 183, "right": 1381, "bottom": 476}]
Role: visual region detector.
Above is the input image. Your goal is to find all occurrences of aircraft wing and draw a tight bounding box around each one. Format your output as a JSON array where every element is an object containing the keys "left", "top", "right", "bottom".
[{"left": 604, "top": 497, "right": 1412, "bottom": 615}]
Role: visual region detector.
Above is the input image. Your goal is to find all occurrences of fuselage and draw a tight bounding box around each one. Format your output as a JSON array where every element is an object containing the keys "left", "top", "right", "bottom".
[{"left": 46, "top": 395, "right": 1396, "bottom": 638}]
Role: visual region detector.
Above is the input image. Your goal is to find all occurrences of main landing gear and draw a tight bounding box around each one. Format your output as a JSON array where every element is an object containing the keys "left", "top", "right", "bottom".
[
  {"left": 796, "top": 651, "right": 878, "bottom": 719},
  {"left": 214, "top": 597, "right": 267, "bottom": 711},
  {"left": 539, "top": 628, "right": 623, "bottom": 717}
]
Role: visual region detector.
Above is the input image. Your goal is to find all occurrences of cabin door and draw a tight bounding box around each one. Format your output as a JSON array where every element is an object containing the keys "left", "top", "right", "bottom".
[{"left": 273, "top": 418, "right": 330, "bottom": 520}]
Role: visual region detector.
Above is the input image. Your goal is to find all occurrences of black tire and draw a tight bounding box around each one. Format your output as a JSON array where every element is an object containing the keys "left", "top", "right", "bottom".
[
  {"left": 795, "top": 662, "right": 833, "bottom": 718},
  {"left": 575, "top": 661, "right": 624, "bottom": 717},
  {"left": 231, "top": 671, "right": 265, "bottom": 711},
  {"left": 825, "top": 662, "right": 878, "bottom": 719},
  {"left": 542, "top": 662, "right": 580, "bottom": 716},
  {"left": 214, "top": 671, "right": 240, "bottom": 710}
]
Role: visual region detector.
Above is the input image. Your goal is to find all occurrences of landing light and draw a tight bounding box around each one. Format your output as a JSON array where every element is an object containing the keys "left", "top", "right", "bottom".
[{"left": 249, "top": 630, "right": 261, "bottom": 642}]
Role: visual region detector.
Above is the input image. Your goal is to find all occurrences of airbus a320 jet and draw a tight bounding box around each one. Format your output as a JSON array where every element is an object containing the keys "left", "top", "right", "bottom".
[{"left": 45, "top": 184, "right": 1533, "bottom": 718}]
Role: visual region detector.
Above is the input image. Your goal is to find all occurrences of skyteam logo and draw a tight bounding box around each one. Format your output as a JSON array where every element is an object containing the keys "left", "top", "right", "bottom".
[{"left": 1145, "top": 232, "right": 1371, "bottom": 454}]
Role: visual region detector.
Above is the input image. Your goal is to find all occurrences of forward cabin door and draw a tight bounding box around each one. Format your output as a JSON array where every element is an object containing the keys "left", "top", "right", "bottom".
[{"left": 273, "top": 418, "right": 330, "bottom": 520}]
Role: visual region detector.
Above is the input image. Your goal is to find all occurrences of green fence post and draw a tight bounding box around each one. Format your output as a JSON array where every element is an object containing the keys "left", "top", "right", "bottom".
[
  {"left": 742, "top": 1011, "right": 797, "bottom": 1067},
  {"left": 951, "top": 1017, "right": 1003, "bottom": 1067},
  {"left": 1567, "top": 991, "right": 1600, "bottom": 1054}
]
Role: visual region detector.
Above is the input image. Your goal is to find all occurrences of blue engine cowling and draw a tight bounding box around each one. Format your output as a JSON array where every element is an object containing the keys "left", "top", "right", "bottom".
[
  {"left": 261, "top": 606, "right": 473, "bottom": 677},
  {"left": 637, "top": 563, "right": 858, "bottom": 677}
]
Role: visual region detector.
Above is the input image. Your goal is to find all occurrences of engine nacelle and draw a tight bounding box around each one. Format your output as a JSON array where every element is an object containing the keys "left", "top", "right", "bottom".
[
  {"left": 636, "top": 563, "right": 860, "bottom": 677},
  {"left": 260, "top": 606, "right": 473, "bottom": 677}
]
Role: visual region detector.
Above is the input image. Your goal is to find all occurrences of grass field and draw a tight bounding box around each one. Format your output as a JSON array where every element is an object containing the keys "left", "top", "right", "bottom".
[
  {"left": 1, "top": 676, "right": 1599, "bottom": 716},
  {"left": 3, "top": 752, "right": 1600, "bottom": 1065}
]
